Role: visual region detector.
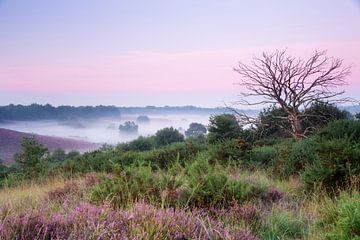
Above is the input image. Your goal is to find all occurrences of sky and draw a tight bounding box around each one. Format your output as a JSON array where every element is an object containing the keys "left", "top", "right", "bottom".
[{"left": 0, "top": 0, "right": 359, "bottom": 107}]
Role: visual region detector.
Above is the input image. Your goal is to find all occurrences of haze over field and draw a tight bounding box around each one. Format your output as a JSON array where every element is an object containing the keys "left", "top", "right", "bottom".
[{"left": 0, "top": 113, "right": 211, "bottom": 144}]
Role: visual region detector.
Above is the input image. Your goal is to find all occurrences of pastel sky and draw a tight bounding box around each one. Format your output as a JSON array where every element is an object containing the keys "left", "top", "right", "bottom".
[{"left": 0, "top": 0, "right": 359, "bottom": 107}]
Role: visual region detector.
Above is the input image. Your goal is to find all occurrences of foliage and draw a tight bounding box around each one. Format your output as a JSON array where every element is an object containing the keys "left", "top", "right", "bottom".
[
  {"left": 0, "top": 103, "right": 120, "bottom": 121},
  {"left": 208, "top": 114, "right": 242, "bottom": 143},
  {"left": 118, "top": 121, "right": 138, "bottom": 134},
  {"left": 13, "top": 137, "right": 48, "bottom": 177},
  {"left": 302, "top": 138, "right": 360, "bottom": 190},
  {"left": 154, "top": 127, "right": 184, "bottom": 147},
  {"left": 318, "top": 119, "right": 360, "bottom": 142},
  {"left": 119, "top": 136, "right": 155, "bottom": 151},
  {"left": 208, "top": 139, "right": 249, "bottom": 163},
  {"left": 0, "top": 160, "right": 9, "bottom": 180},
  {"left": 322, "top": 192, "right": 360, "bottom": 240},
  {"left": 301, "top": 120, "right": 360, "bottom": 190},
  {"left": 89, "top": 154, "right": 268, "bottom": 208},
  {"left": 185, "top": 122, "right": 207, "bottom": 138},
  {"left": 303, "top": 101, "right": 350, "bottom": 131},
  {"left": 256, "top": 105, "right": 290, "bottom": 139},
  {"left": 248, "top": 145, "right": 278, "bottom": 166},
  {"left": 260, "top": 211, "right": 308, "bottom": 239}
]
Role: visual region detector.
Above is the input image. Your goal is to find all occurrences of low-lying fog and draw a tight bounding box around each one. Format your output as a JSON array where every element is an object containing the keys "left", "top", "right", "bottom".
[{"left": 0, "top": 114, "right": 211, "bottom": 144}]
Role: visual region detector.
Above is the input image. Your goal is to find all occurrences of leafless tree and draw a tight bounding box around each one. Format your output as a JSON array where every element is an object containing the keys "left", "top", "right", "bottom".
[{"left": 233, "top": 49, "right": 352, "bottom": 139}]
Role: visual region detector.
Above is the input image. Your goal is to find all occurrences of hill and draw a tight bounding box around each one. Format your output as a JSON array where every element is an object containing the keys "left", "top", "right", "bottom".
[{"left": 0, "top": 128, "right": 98, "bottom": 164}]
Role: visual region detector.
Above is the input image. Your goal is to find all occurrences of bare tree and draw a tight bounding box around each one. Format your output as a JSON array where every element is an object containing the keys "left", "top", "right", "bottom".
[{"left": 233, "top": 49, "right": 352, "bottom": 139}]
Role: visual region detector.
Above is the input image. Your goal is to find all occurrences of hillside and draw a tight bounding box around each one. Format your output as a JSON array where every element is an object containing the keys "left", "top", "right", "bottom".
[{"left": 0, "top": 128, "right": 98, "bottom": 164}]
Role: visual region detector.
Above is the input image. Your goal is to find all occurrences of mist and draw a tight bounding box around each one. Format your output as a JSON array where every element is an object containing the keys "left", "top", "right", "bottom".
[{"left": 0, "top": 113, "right": 211, "bottom": 145}]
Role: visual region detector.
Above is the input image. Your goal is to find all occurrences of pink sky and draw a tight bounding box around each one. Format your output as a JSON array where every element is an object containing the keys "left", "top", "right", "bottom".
[
  {"left": 1, "top": 41, "right": 359, "bottom": 94},
  {"left": 0, "top": 1, "right": 359, "bottom": 107}
]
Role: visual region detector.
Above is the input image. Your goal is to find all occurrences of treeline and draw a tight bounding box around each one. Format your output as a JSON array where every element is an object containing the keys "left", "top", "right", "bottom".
[
  {"left": 117, "top": 105, "right": 253, "bottom": 115},
  {"left": 0, "top": 104, "right": 120, "bottom": 121}
]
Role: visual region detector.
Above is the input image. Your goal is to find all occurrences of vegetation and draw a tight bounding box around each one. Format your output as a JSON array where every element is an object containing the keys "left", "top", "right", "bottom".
[
  {"left": 154, "top": 127, "right": 184, "bottom": 147},
  {"left": 1, "top": 102, "right": 360, "bottom": 239},
  {"left": 208, "top": 114, "right": 242, "bottom": 143},
  {"left": 185, "top": 122, "right": 207, "bottom": 138},
  {"left": 0, "top": 103, "right": 120, "bottom": 120},
  {"left": 118, "top": 121, "right": 139, "bottom": 134}
]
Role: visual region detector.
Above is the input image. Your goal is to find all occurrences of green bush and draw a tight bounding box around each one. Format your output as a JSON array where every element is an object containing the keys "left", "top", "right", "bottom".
[
  {"left": 261, "top": 211, "right": 308, "bottom": 239},
  {"left": 89, "top": 162, "right": 161, "bottom": 207},
  {"left": 208, "top": 139, "right": 249, "bottom": 163},
  {"left": 302, "top": 138, "right": 360, "bottom": 190},
  {"left": 283, "top": 138, "right": 318, "bottom": 177},
  {"left": 119, "top": 136, "right": 155, "bottom": 152},
  {"left": 248, "top": 146, "right": 278, "bottom": 166},
  {"left": 14, "top": 137, "right": 49, "bottom": 177},
  {"left": 154, "top": 127, "right": 184, "bottom": 147},
  {"left": 320, "top": 192, "right": 360, "bottom": 240},
  {"left": 181, "top": 154, "right": 266, "bottom": 207},
  {"left": 208, "top": 114, "right": 242, "bottom": 143},
  {"left": 319, "top": 119, "right": 360, "bottom": 142},
  {"left": 89, "top": 154, "right": 267, "bottom": 208}
]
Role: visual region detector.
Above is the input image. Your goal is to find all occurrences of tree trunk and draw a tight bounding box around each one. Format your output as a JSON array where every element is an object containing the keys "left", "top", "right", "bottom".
[{"left": 289, "top": 115, "right": 303, "bottom": 139}]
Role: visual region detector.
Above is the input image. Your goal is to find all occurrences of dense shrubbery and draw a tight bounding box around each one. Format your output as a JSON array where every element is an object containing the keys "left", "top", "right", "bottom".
[
  {"left": 89, "top": 154, "right": 268, "bottom": 208},
  {"left": 208, "top": 114, "right": 242, "bottom": 143},
  {"left": 154, "top": 127, "right": 184, "bottom": 147},
  {"left": 319, "top": 192, "right": 360, "bottom": 239}
]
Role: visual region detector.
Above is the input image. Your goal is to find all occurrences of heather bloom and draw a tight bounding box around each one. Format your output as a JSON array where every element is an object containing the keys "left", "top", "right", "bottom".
[
  {"left": 0, "top": 201, "right": 257, "bottom": 240},
  {"left": 261, "top": 187, "right": 284, "bottom": 203},
  {"left": 47, "top": 181, "right": 79, "bottom": 202}
]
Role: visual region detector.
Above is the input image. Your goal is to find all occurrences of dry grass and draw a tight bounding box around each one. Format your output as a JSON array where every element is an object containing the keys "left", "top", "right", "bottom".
[{"left": 0, "top": 177, "right": 78, "bottom": 213}]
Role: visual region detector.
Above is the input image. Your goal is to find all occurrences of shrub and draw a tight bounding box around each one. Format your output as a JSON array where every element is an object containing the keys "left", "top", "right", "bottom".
[
  {"left": 318, "top": 119, "right": 360, "bottom": 142},
  {"left": 208, "top": 114, "right": 242, "bottom": 143},
  {"left": 181, "top": 154, "right": 266, "bottom": 207},
  {"left": 261, "top": 211, "right": 308, "bottom": 239},
  {"left": 302, "top": 138, "right": 360, "bottom": 190},
  {"left": 120, "top": 136, "right": 155, "bottom": 151},
  {"left": 88, "top": 163, "right": 161, "bottom": 207},
  {"left": 320, "top": 192, "right": 360, "bottom": 239},
  {"left": 154, "top": 127, "right": 184, "bottom": 147},
  {"left": 14, "top": 137, "right": 49, "bottom": 177},
  {"left": 283, "top": 138, "right": 318, "bottom": 177},
  {"left": 208, "top": 139, "right": 249, "bottom": 163},
  {"left": 89, "top": 154, "right": 267, "bottom": 208},
  {"left": 248, "top": 146, "right": 277, "bottom": 166}
]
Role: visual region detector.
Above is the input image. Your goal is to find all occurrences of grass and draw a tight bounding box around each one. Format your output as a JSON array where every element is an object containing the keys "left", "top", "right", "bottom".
[{"left": 0, "top": 159, "right": 359, "bottom": 239}]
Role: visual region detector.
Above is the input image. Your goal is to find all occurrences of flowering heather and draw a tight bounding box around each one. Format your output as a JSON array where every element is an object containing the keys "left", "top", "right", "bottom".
[
  {"left": 0, "top": 201, "right": 257, "bottom": 240},
  {"left": 47, "top": 181, "right": 79, "bottom": 202},
  {"left": 261, "top": 187, "right": 284, "bottom": 203}
]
